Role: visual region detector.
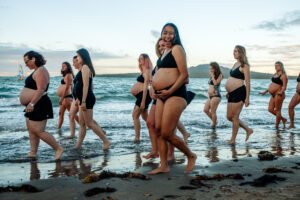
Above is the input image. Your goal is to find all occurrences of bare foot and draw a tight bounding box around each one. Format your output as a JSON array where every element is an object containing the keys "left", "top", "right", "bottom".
[
  {"left": 27, "top": 152, "right": 37, "bottom": 158},
  {"left": 103, "top": 141, "right": 110, "bottom": 150},
  {"left": 183, "top": 133, "right": 190, "bottom": 143},
  {"left": 134, "top": 138, "right": 140, "bottom": 144},
  {"left": 245, "top": 128, "right": 253, "bottom": 142},
  {"left": 55, "top": 147, "right": 64, "bottom": 161},
  {"left": 282, "top": 118, "right": 287, "bottom": 128},
  {"left": 229, "top": 139, "right": 235, "bottom": 145},
  {"left": 143, "top": 152, "right": 159, "bottom": 159},
  {"left": 148, "top": 166, "right": 170, "bottom": 175},
  {"left": 185, "top": 153, "right": 197, "bottom": 174},
  {"left": 288, "top": 124, "right": 295, "bottom": 129},
  {"left": 167, "top": 155, "right": 175, "bottom": 162}
]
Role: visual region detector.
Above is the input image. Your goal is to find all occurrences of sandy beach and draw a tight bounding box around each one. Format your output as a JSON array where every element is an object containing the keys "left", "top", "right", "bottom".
[{"left": 1, "top": 152, "right": 300, "bottom": 200}]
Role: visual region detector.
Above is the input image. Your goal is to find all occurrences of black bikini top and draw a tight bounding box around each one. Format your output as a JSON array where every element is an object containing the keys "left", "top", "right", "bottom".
[
  {"left": 208, "top": 79, "right": 214, "bottom": 85},
  {"left": 61, "top": 78, "right": 65, "bottom": 85},
  {"left": 297, "top": 75, "right": 300, "bottom": 82},
  {"left": 230, "top": 66, "right": 245, "bottom": 80},
  {"left": 136, "top": 74, "right": 144, "bottom": 83},
  {"left": 157, "top": 50, "right": 177, "bottom": 69},
  {"left": 24, "top": 70, "right": 49, "bottom": 91},
  {"left": 271, "top": 74, "right": 283, "bottom": 85}
]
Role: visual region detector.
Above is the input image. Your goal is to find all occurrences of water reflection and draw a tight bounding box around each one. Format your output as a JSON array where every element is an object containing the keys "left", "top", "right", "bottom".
[
  {"left": 271, "top": 130, "right": 284, "bottom": 156},
  {"left": 205, "top": 130, "right": 219, "bottom": 163}
]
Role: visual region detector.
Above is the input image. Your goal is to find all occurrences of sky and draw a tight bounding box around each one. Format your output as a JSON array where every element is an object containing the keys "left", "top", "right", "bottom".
[{"left": 0, "top": 0, "right": 299, "bottom": 76}]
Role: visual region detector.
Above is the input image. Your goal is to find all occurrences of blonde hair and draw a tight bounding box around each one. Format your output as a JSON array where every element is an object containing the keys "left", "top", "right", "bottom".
[
  {"left": 235, "top": 45, "right": 249, "bottom": 68},
  {"left": 275, "top": 61, "right": 286, "bottom": 74},
  {"left": 139, "top": 53, "right": 153, "bottom": 72}
]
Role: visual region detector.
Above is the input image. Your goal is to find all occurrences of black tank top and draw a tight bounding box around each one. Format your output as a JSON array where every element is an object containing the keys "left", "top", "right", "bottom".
[
  {"left": 230, "top": 66, "right": 245, "bottom": 80},
  {"left": 24, "top": 70, "right": 49, "bottom": 91},
  {"left": 136, "top": 74, "right": 144, "bottom": 83},
  {"left": 271, "top": 74, "right": 283, "bottom": 85},
  {"left": 61, "top": 78, "right": 65, "bottom": 85},
  {"left": 297, "top": 76, "right": 300, "bottom": 82},
  {"left": 157, "top": 51, "right": 177, "bottom": 69},
  {"left": 73, "top": 70, "right": 93, "bottom": 100}
]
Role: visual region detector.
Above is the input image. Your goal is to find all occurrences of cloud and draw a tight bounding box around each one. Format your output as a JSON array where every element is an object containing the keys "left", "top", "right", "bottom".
[
  {"left": 247, "top": 44, "right": 300, "bottom": 59},
  {"left": 150, "top": 30, "right": 160, "bottom": 38},
  {"left": 0, "top": 43, "right": 130, "bottom": 76},
  {"left": 254, "top": 10, "right": 300, "bottom": 31}
]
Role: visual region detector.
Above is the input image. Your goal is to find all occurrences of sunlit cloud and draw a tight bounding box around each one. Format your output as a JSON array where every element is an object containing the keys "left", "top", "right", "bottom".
[{"left": 254, "top": 10, "right": 300, "bottom": 31}]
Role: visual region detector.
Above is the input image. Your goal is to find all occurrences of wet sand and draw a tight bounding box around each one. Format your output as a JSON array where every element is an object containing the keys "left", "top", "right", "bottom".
[{"left": 1, "top": 153, "right": 300, "bottom": 200}]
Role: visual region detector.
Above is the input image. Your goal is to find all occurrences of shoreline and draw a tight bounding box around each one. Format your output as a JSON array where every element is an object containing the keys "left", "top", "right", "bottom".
[{"left": 1, "top": 153, "right": 300, "bottom": 199}]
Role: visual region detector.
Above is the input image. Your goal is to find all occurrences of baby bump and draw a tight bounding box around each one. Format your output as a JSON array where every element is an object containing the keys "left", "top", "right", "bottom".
[
  {"left": 57, "top": 85, "right": 66, "bottom": 97},
  {"left": 131, "top": 82, "right": 143, "bottom": 96},
  {"left": 19, "top": 88, "right": 36, "bottom": 106}
]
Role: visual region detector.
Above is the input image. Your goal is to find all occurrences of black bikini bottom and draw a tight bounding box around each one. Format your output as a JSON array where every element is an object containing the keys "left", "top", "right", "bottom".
[
  {"left": 155, "top": 85, "right": 187, "bottom": 103},
  {"left": 228, "top": 85, "right": 246, "bottom": 103}
]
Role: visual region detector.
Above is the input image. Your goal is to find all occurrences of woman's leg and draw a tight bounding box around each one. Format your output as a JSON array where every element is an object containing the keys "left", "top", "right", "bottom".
[
  {"left": 28, "top": 119, "right": 63, "bottom": 160},
  {"left": 274, "top": 94, "right": 286, "bottom": 128},
  {"left": 58, "top": 104, "right": 67, "bottom": 129},
  {"left": 69, "top": 101, "right": 79, "bottom": 138},
  {"left": 149, "top": 97, "right": 196, "bottom": 174},
  {"left": 227, "top": 102, "right": 244, "bottom": 144},
  {"left": 26, "top": 118, "right": 40, "bottom": 158},
  {"left": 82, "top": 109, "right": 110, "bottom": 150},
  {"left": 144, "top": 104, "right": 159, "bottom": 159},
  {"left": 203, "top": 98, "right": 212, "bottom": 119},
  {"left": 75, "top": 107, "right": 87, "bottom": 149},
  {"left": 210, "top": 97, "right": 221, "bottom": 128},
  {"left": 177, "top": 121, "right": 190, "bottom": 143},
  {"left": 132, "top": 106, "right": 142, "bottom": 143},
  {"left": 288, "top": 94, "right": 300, "bottom": 128}
]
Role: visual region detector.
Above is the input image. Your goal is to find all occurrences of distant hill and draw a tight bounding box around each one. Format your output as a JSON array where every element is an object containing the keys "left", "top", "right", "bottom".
[{"left": 97, "top": 64, "right": 297, "bottom": 79}]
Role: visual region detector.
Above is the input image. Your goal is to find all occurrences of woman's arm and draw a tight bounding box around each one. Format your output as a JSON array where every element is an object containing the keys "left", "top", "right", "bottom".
[
  {"left": 81, "top": 65, "right": 90, "bottom": 110},
  {"left": 278, "top": 74, "right": 288, "bottom": 95},
  {"left": 63, "top": 74, "right": 72, "bottom": 97},
  {"left": 26, "top": 67, "right": 49, "bottom": 111},
  {"left": 212, "top": 74, "right": 223, "bottom": 86},
  {"left": 243, "top": 64, "right": 251, "bottom": 107}
]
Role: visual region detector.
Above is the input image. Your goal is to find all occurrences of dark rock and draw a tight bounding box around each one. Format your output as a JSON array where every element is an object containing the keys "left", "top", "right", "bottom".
[{"left": 258, "top": 151, "right": 277, "bottom": 161}]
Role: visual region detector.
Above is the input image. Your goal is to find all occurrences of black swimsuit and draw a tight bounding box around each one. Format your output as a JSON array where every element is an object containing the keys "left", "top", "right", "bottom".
[
  {"left": 73, "top": 70, "right": 95, "bottom": 109},
  {"left": 61, "top": 77, "right": 73, "bottom": 99},
  {"left": 24, "top": 70, "right": 53, "bottom": 121},
  {"left": 134, "top": 74, "right": 152, "bottom": 109},
  {"left": 271, "top": 74, "right": 283, "bottom": 85},
  {"left": 208, "top": 78, "right": 221, "bottom": 99},
  {"left": 228, "top": 66, "right": 246, "bottom": 103},
  {"left": 155, "top": 50, "right": 187, "bottom": 102}
]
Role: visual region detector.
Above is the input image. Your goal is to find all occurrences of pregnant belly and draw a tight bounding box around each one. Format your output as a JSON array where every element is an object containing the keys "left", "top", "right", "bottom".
[
  {"left": 19, "top": 88, "right": 36, "bottom": 106},
  {"left": 131, "top": 82, "right": 144, "bottom": 96},
  {"left": 57, "top": 85, "right": 66, "bottom": 97},
  {"left": 225, "top": 77, "right": 244, "bottom": 93},
  {"left": 268, "top": 83, "right": 281, "bottom": 95}
]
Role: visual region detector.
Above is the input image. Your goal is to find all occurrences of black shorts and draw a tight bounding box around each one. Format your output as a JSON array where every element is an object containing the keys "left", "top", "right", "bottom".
[
  {"left": 135, "top": 91, "right": 152, "bottom": 109},
  {"left": 155, "top": 85, "right": 188, "bottom": 102},
  {"left": 186, "top": 91, "right": 195, "bottom": 105},
  {"left": 228, "top": 85, "right": 246, "bottom": 103},
  {"left": 24, "top": 95, "right": 53, "bottom": 121},
  {"left": 79, "top": 93, "right": 96, "bottom": 109}
]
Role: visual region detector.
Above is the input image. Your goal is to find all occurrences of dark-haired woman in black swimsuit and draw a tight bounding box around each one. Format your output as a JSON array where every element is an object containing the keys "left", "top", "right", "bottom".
[
  {"left": 148, "top": 23, "right": 196, "bottom": 175},
  {"left": 260, "top": 61, "right": 288, "bottom": 129},
  {"left": 288, "top": 73, "right": 300, "bottom": 128},
  {"left": 19, "top": 51, "right": 64, "bottom": 160},
  {"left": 225, "top": 45, "right": 253, "bottom": 145},
  {"left": 74, "top": 48, "right": 110, "bottom": 150},
  {"left": 130, "top": 54, "right": 152, "bottom": 143},
  {"left": 57, "top": 62, "right": 78, "bottom": 129},
  {"left": 204, "top": 62, "right": 223, "bottom": 128}
]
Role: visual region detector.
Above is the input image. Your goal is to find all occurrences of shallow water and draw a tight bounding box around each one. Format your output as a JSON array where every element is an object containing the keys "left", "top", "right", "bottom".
[{"left": 0, "top": 76, "right": 299, "bottom": 185}]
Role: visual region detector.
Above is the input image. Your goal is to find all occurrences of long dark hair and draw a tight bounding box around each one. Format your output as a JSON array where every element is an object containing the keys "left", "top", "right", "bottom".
[
  {"left": 61, "top": 61, "right": 74, "bottom": 77},
  {"left": 210, "top": 62, "right": 222, "bottom": 79},
  {"left": 24, "top": 51, "right": 46, "bottom": 67},
  {"left": 161, "top": 23, "right": 183, "bottom": 47},
  {"left": 76, "top": 48, "right": 95, "bottom": 77}
]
